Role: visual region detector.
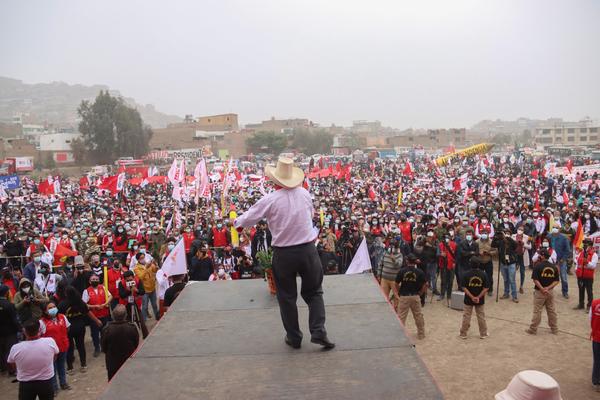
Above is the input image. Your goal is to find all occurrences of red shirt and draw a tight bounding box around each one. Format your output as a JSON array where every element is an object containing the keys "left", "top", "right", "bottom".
[
  {"left": 42, "top": 314, "right": 69, "bottom": 352},
  {"left": 183, "top": 232, "right": 195, "bottom": 253},
  {"left": 212, "top": 227, "right": 229, "bottom": 248},
  {"left": 399, "top": 221, "right": 412, "bottom": 243},
  {"left": 576, "top": 249, "right": 596, "bottom": 280}
]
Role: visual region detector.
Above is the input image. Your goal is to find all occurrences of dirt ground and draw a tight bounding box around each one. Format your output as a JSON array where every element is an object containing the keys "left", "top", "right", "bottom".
[
  {"left": 0, "top": 265, "right": 596, "bottom": 399},
  {"left": 409, "top": 262, "right": 596, "bottom": 400}
]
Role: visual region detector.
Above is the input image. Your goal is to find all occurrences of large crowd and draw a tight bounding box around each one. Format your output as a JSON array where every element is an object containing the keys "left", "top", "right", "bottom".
[{"left": 0, "top": 150, "right": 599, "bottom": 397}]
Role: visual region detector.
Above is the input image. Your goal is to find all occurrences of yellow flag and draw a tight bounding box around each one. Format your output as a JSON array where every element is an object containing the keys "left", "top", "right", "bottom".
[
  {"left": 548, "top": 214, "right": 555, "bottom": 232},
  {"left": 397, "top": 186, "right": 403, "bottom": 206},
  {"left": 229, "top": 211, "right": 239, "bottom": 247},
  {"left": 320, "top": 208, "right": 324, "bottom": 227},
  {"left": 103, "top": 265, "right": 109, "bottom": 302}
]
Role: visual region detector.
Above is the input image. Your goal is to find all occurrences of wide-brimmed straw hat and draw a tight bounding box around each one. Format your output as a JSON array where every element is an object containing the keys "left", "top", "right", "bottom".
[
  {"left": 495, "top": 370, "right": 562, "bottom": 400},
  {"left": 264, "top": 157, "right": 304, "bottom": 189}
]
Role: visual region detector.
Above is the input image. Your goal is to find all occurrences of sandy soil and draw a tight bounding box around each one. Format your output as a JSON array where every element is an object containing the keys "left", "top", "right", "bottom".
[
  {"left": 408, "top": 262, "right": 596, "bottom": 400},
  {"left": 0, "top": 264, "right": 596, "bottom": 399}
]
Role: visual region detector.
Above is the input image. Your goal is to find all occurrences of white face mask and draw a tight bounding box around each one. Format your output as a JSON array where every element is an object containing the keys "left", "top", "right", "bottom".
[
  {"left": 480, "top": 234, "right": 488, "bottom": 240},
  {"left": 22, "top": 286, "right": 31, "bottom": 293},
  {"left": 466, "top": 235, "right": 473, "bottom": 241}
]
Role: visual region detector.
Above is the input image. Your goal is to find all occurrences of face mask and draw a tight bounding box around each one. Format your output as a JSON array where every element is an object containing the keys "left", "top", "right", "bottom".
[
  {"left": 217, "top": 224, "right": 222, "bottom": 229},
  {"left": 466, "top": 235, "right": 473, "bottom": 241},
  {"left": 91, "top": 281, "right": 99, "bottom": 287},
  {"left": 542, "top": 242, "right": 549, "bottom": 248},
  {"left": 481, "top": 219, "right": 488, "bottom": 224},
  {"left": 133, "top": 245, "right": 138, "bottom": 250},
  {"left": 34, "top": 239, "right": 40, "bottom": 245},
  {"left": 113, "top": 265, "right": 120, "bottom": 270},
  {"left": 106, "top": 251, "right": 113, "bottom": 256},
  {"left": 480, "top": 234, "right": 488, "bottom": 240},
  {"left": 22, "top": 286, "right": 31, "bottom": 293},
  {"left": 526, "top": 219, "right": 532, "bottom": 224},
  {"left": 168, "top": 244, "right": 175, "bottom": 251},
  {"left": 445, "top": 238, "right": 450, "bottom": 243},
  {"left": 218, "top": 268, "right": 225, "bottom": 276},
  {"left": 34, "top": 256, "right": 41, "bottom": 263},
  {"left": 118, "top": 229, "right": 124, "bottom": 233},
  {"left": 40, "top": 268, "right": 49, "bottom": 275},
  {"left": 48, "top": 308, "right": 58, "bottom": 317},
  {"left": 427, "top": 232, "right": 434, "bottom": 237},
  {"left": 517, "top": 230, "right": 523, "bottom": 235},
  {"left": 140, "top": 249, "right": 146, "bottom": 254},
  {"left": 551, "top": 228, "right": 559, "bottom": 234}
]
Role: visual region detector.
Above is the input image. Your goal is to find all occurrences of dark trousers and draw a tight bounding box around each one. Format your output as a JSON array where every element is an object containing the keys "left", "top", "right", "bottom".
[
  {"left": 594, "top": 341, "right": 600, "bottom": 385},
  {"left": 483, "top": 261, "right": 494, "bottom": 293},
  {"left": 517, "top": 255, "right": 526, "bottom": 288},
  {"left": 90, "top": 316, "right": 110, "bottom": 351},
  {"left": 0, "top": 333, "right": 17, "bottom": 372},
  {"left": 578, "top": 278, "right": 593, "bottom": 308},
  {"left": 67, "top": 330, "right": 86, "bottom": 369},
  {"left": 19, "top": 379, "right": 54, "bottom": 400},
  {"left": 272, "top": 242, "right": 327, "bottom": 344},
  {"left": 439, "top": 268, "right": 453, "bottom": 299}
]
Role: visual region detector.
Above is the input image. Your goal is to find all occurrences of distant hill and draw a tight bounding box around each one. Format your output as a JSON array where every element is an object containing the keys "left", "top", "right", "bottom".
[{"left": 0, "top": 76, "right": 182, "bottom": 129}]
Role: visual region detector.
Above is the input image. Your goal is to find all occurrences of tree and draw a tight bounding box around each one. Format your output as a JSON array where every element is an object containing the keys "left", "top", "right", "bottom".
[
  {"left": 246, "top": 131, "right": 287, "bottom": 155},
  {"left": 291, "top": 128, "right": 333, "bottom": 155},
  {"left": 70, "top": 137, "right": 88, "bottom": 165},
  {"left": 78, "top": 91, "right": 153, "bottom": 164}
]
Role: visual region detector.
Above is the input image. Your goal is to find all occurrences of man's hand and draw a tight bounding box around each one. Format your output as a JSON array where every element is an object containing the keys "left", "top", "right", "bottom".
[
  {"left": 23, "top": 296, "right": 31, "bottom": 304},
  {"left": 472, "top": 296, "right": 480, "bottom": 304}
]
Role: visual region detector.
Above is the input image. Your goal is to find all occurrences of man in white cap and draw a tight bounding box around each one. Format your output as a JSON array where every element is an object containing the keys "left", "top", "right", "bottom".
[{"left": 235, "top": 157, "right": 334, "bottom": 350}]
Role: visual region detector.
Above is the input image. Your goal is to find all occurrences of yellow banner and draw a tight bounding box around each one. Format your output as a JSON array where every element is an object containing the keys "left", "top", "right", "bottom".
[{"left": 435, "top": 143, "right": 494, "bottom": 166}]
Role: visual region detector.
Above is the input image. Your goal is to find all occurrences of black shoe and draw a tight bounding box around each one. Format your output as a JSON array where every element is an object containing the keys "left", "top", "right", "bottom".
[
  {"left": 93, "top": 349, "right": 100, "bottom": 357},
  {"left": 311, "top": 336, "right": 336, "bottom": 350},
  {"left": 60, "top": 384, "right": 72, "bottom": 390},
  {"left": 574, "top": 305, "right": 584, "bottom": 310},
  {"left": 285, "top": 336, "right": 301, "bottom": 349}
]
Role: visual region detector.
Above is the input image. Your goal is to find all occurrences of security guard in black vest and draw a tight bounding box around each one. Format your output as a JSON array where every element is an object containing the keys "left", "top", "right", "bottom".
[{"left": 395, "top": 254, "right": 427, "bottom": 339}]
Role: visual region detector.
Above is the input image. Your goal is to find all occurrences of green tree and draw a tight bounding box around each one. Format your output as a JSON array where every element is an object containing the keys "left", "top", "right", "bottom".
[
  {"left": 78, "top": 91, "right": 153, "bottom": 164},
  {"left": 246, "top": 131, "right": 287, "bottom": 155},
  {"left": 291, "top": 128, "right": 333, "bottom": 155}
]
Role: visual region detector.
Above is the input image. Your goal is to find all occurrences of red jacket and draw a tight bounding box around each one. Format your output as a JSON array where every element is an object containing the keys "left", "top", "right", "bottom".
[
  {"left": 438, "top": 241, "right": 457, "bottom": 270},
  {"left": 42, "top": 314, "right": 69, "bottom": 352},
  {"left": 591, "top": 298, "right": 600, "bottom": 342},
  {"left": 106, "top": 268, "right": 124, "bottom": 298},
  {"left": 86, "top": 285, "right": 110, "bottom": 318},
  {"left": 576, "top": 249, "right": 596, "bottom": 280},
  {"left": 183, "top": 232, "right": 195, "bottom": 253},
  {"left": 212, "top": 227, "right": 229, "bottom": 248}
]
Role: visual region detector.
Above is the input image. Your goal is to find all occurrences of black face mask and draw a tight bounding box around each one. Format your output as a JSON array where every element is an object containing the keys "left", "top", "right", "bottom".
[
  {"left": 91, "top": 281, "right": 99, "bottom": 287},
  {"left": 40, "top": 269, "right": 49, "bottom": 276}
]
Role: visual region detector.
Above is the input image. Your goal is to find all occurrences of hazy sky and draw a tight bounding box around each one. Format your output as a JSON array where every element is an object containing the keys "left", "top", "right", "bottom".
[{"left": 1, "top": 0, "right": 599, "bottom": 129}]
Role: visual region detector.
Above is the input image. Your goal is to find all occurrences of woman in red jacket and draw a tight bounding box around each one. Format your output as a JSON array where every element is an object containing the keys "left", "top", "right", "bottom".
[{"left": 41, "top": 302, "right": 71, "bottom": 393}]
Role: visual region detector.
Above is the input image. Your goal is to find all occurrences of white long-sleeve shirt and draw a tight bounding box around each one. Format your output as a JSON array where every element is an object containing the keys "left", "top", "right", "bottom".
[{"left": 235, "top": 187, "right": 318, "bottom": 247}]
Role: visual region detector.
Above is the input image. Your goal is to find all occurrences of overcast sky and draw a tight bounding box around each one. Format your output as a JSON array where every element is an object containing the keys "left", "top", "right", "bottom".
[{"left": 1, "top": 0, "right": 599, "bottom": 129}]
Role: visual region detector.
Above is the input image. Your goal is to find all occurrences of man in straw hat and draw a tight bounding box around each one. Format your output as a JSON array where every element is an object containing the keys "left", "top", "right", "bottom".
[{"left": 235, "top": 157, "right": 335, "bottom": 350}]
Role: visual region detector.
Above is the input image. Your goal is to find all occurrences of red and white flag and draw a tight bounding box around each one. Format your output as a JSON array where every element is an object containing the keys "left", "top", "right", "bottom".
[
  {"left": 194, "top": 158, "right": 209, "bottom": 204},
  {"left": 161, "top": 238, "right": 187, "bottom": 277},
  {"left": 167, "top": 159, "right": 185, "bottom": 185}
]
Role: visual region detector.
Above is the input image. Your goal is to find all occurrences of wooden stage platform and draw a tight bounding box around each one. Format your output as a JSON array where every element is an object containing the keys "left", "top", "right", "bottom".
[{"left": 100, "top": 274, "right": 443, "bottom": 400}]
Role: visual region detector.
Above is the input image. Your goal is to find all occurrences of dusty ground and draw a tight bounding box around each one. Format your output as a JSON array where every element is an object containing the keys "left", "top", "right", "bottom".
[
  {"left": 0, "top": 265, "right": 596, "bottom": 399},
  {"left": 409, "top": 262, "right": 596, "bottom": 400}
]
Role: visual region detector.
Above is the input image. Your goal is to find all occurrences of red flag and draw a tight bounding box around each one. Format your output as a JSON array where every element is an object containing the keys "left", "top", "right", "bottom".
[
  {"left": 402, "top": 162, "right": 413, "bottom": 176},
  {"left": 57, "top": 199, "right": 66, "bottom": 213},
  {"left": 335, "top": 161, "right": 342, "bottom": 172},
  {"left": 531, "top": 169, "right": 539, "bottom": 179},
  {"left": 98, "top": 174, "right": 125, "bottom": 195},
  {"left": 562, "top": 190, "right": 569, "bottom": 210},
  {"left": 566, "top": 159, "right": 573, "bottom": 174},
  {"left": 303, "top": 176, "right": 311, "bottom": 191},
  {"left": 53, "top": 244, "right": 78, "bottom": 265},
  {"left": 534, "top": 190, "right": 540, "bottom": 211}
]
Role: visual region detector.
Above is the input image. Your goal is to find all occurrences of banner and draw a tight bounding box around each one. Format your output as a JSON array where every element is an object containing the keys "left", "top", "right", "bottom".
[
  {"left": 435, "top": 143, "right": 494, "bottom": 166},
  {"left": 0, "top": 175, "right": 21, "bottom": 190}
]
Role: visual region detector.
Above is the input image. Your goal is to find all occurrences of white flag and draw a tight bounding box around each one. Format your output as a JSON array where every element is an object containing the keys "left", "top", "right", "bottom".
[
  {"left": 161, "top": 239, "right": 187, "bottom": 277},
  {"left": 345, "top": 237, "right": 372, "bottom": 274}
]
